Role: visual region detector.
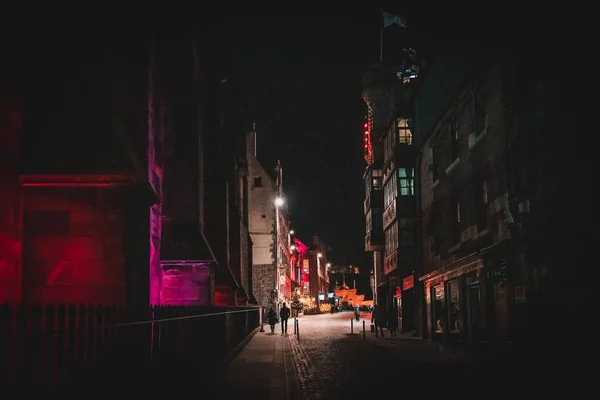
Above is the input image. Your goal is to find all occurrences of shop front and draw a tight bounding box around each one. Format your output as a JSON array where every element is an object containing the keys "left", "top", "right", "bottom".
[{"left": 420, "top": 256, "right": 484, "bottom": 345}]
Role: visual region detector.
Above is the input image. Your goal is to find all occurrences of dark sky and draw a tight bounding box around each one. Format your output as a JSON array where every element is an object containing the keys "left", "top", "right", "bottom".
[
  {"left": 223, "top": 13, "right": 385, "bottom": 269},
  {"left": 219, "top": 8, "right": 543, "bottom": 269}
]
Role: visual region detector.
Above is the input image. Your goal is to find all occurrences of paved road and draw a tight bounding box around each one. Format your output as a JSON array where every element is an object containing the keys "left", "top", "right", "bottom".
[{"left": 287, "top": 311, "right": 574, "bottom": 398}]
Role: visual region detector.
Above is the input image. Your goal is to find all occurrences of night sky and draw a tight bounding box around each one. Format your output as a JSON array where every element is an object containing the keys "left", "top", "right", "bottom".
[
  {"left": 223, "top": 12, "right": 391, "bottom": 270},
  {"left": 218, "top": 9, "right": 461, "bottom": 270},
  {"left": 219, "top": 8, "right": 544, "bottom": 270}
]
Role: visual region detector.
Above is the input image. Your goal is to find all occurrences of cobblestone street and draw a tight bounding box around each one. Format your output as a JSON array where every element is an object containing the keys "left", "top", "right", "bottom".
[{"left": 287, "top": 311, "right": 519, "bottom": 398}]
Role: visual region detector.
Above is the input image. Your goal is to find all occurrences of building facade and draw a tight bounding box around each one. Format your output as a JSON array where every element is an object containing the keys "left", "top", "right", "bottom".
[
  {"left": 361, "top": 47, "right": 421, "bottom": 334},
  {"left": 246, "top": 130, "right": 295, "bottom": 311},
  {"left": 0, "top": 33, "right": 248, "bottom": 308},
  {"left": 307, "top": 234, "right": 330, "bottom": 310}
]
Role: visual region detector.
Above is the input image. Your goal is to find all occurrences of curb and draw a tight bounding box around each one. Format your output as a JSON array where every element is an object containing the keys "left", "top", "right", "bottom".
[{"left": 212, "top": 326, "right": 261, "bottom": 377}]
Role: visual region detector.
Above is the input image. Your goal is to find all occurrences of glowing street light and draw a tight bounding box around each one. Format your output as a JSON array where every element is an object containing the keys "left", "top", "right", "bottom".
[
  {"left": 326, "top": 263, "right": 331, "bottom": 268},
  {"left": 275, "top": 197, "right": 284, "bottom": 207},
  {"left": 317, "top": 253, "right": 322, "bottom": 258},
  {"left": 290, "top": 230, "right": 294, "bottom": 235},
  {"left": 290, "top": 245, "right": 296, "bottom": 251}
]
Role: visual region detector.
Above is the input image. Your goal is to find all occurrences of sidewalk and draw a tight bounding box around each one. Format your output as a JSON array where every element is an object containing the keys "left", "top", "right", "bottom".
[{"left": 212, "top": 328, "right": 301, "bottom": 399}]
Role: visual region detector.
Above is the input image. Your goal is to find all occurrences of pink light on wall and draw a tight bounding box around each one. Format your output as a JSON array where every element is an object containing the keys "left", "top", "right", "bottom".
[
  {"left": 147, "top": 56, "right": 163, "bottom": 306},
  {"left": 293, "top": 238, "right": 308, "bottom": 254}
]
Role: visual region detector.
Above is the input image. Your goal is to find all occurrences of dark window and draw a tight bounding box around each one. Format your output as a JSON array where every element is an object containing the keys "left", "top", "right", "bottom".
[
  {"left": 454, "top": 200, "right": 462, "bottom": 244},
  {"left": 450, "top": 120, "right": 459, "bottom": 160},
  {"left": 475, "top": 180, "right": 488, "bottom": 231},
  {"left": 253, "top": 177, "right": 262, "bottom": 187}
]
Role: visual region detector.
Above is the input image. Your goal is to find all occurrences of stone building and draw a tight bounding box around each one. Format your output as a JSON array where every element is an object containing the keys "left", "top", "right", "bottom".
[
  {"left": 414, "top": 42, "right": 522, "bottom": 346},
  {"left": 306, "top": 234, "right": 329, "bottom": 309},
  {"left": 246, "top": 130, "right": 294, "bottom": 311},
  {"left": 0, "top": 33, "right": 247, "bottom": 307}
]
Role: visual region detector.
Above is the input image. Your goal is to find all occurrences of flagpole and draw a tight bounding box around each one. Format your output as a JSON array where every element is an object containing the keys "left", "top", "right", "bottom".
[
  {"left": 380, "top": 24, "right": 383, "bottom": 61},
  {"left": 380, "top": 10, "right": 383, "bottom": 60}
]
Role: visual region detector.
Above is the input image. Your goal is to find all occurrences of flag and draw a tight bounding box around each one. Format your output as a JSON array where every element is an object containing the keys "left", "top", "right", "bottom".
[{"left": 382, "top": 11, "right": 407, "bottom": 28}]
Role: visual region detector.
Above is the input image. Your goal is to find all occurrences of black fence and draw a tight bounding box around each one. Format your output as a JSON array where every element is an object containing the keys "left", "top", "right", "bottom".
[{"left": 0, "top": 302, "right": 260, "bottom": 391}]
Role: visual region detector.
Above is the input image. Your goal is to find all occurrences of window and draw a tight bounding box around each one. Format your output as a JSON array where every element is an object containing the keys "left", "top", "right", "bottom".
[
  {"left": 398, "top": 218, "right": 415, "bottom": 248},
  {"left": 475, "top": 180, "right": 488, "bottom": 231},
  {"left": 366, "top": 169, "right": 383, "bottom": 194},
  {"left": 253, "top": 177, "right": 262, "bottom": 187},
  {"left": 372, "top": 208, "right": 383, "bottom": 231},
  {"left": 383, "top": 176, "right": 397, "bottom": 208},
  {"left": 448, "top": 279, "right": 462, "bottom": 333},
  {"left": 450, "top": 119, "right": 458, "bottom": 160},
  {"left": 398, "top": 118, "right": 412, "bottom": 145},
  {"left": 474, "top": 89, "right": 485, "bottom": 135},
  {"left": 398, "top": 168, "right": 414, "bottom": 196},
  {"left": 384, "top": 221, "right": 398, "bottom": 257},
  {"left": 454, "top": 200, "right": 461, "bottom": 244},
  {"left": 372, "top": 169, "right": 383, "bottom": 191}
]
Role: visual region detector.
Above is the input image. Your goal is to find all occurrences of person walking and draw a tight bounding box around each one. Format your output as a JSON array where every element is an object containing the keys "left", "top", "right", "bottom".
[
  {"left": 267, "top": 307, "right": 277, "bottom": 334},
  {"left": 279, "top": 302, "right": 291, "bottom": 335},
  {"left": 371, "top": 304, "right": 387, "bottom": 337}
]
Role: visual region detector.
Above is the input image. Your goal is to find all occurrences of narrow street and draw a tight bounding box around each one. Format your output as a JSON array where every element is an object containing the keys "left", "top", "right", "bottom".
[{"left": 286, "top": 311, "right": 566, "bottom": 398}]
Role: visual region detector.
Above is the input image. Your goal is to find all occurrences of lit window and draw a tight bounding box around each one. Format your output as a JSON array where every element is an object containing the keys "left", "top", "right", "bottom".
[
  {"left": 398, "top": 119, "right": 412, "bottom": 145},
  {"left": 398, "top": 168, "right": 415, "bottom": 195}
]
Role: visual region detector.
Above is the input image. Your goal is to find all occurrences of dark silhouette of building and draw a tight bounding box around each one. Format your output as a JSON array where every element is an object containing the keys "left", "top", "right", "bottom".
[
  {"left": 412, "top": 39, "right": 577, "bottom": 350},
  {"left": 0, "top": 31, "right": 252, "bottom": 307},
  {"left": 361, "top": 46, "right": 421, "bottom": 334}
]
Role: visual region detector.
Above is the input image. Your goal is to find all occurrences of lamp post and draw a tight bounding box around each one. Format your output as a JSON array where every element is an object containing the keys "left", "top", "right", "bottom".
[{"left": 274, "top": 196, "right": 284, "bottom": 314}]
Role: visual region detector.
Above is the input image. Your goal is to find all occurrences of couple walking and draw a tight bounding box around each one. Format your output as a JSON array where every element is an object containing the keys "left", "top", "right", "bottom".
[
  {"left": 371, "top": 304, "right": 399, "bottom": 337},
  {"left": 266, "top": 302, "right": 291, "bottom": 335}
]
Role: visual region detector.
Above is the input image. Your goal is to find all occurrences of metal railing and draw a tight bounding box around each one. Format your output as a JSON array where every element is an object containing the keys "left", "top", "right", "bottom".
[{"left": 0, "top": 303, "right": 260, "bottom": 389}]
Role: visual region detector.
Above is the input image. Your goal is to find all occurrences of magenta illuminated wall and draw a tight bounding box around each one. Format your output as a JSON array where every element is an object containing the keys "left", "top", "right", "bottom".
[{"left": 147, "top": 57, "right": 163, "bottom": 306}]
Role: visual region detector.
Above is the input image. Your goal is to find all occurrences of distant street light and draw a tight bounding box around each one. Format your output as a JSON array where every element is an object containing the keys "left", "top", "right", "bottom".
[
  {"left": 290, "top": 230, "right": 294, "bottom": 235},
  {"left": 275, "top": 197, "right": 284, "bottom": 207}
]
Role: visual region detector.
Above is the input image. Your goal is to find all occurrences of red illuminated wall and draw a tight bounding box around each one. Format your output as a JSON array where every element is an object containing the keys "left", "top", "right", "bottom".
[
  {"left": 0, "top": 94, "right": 22, "bottom": 305},
  {"left": 20, "top": 180, "right": 131, "bottom": 305}
]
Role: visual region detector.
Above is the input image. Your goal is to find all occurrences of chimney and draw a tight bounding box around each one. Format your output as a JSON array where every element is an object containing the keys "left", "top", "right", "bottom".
[{"left": 246, "top": 128, "right": 257, "bottom": 157}]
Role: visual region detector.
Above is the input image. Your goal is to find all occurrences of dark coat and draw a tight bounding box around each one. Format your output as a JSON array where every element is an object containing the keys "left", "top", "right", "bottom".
[
  {"left": 267, "top": 310, "right": 277, "bottom": 325},
  {"left": 372, "top": 306, "right": 387, "bottom": 325},
  {"left": 280, "top": 306, "right": 290, "bottom": 320}
]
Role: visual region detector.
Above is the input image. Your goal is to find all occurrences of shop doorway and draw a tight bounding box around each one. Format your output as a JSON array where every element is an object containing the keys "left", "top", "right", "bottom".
[{"left": 466, "top": 283, "right": 480, "bottom": 342}]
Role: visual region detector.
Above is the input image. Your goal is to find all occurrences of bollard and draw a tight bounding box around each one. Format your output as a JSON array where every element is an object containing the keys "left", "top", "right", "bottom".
[
  {"left": 351, "top": 318, "right": 353, "bottom": 334},
  {"left": 363, "top": 321, "right": 365, "bottom": 340},
  {"left": 294, "top": 317, "right": 297, "bottom": 335},
  {"left": 260, "top": 307, "right": 265, "bottom": 332},
  {"left": 296, "top": 319, "right": 300, "bottom": 341},
  {"left": 375, "top": 323, "right": 378, "bottom": 337}
]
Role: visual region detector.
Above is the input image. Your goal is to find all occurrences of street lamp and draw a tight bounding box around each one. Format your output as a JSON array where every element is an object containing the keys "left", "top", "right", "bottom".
[
  {"left": 290, "top": 230, "right": 294, "bottom": 235},
  {"left": 274, "top": 196, "right": 285, "bottom": 313}
]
